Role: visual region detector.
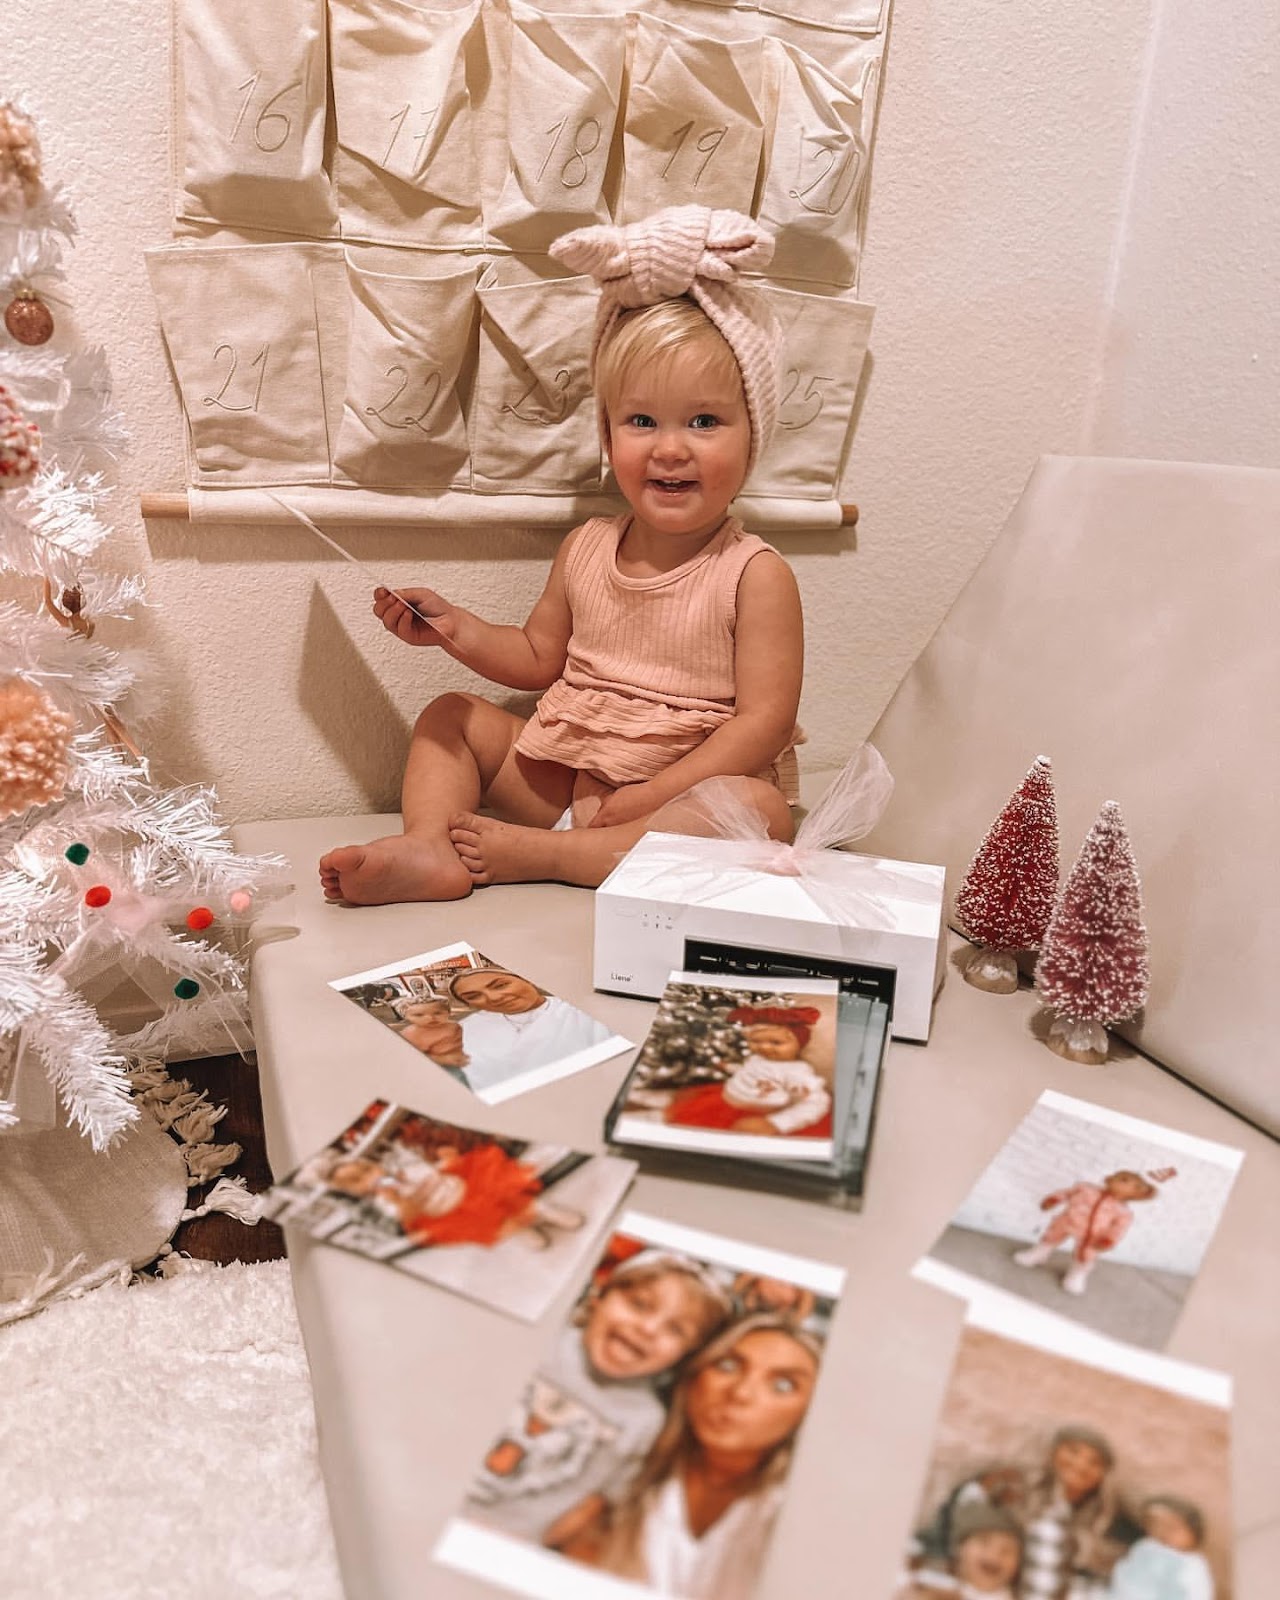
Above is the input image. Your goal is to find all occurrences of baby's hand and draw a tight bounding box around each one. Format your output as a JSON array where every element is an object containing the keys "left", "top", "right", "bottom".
[
  {"left": 374, "top": 586, "right": 457, "bottom": 647},
  {"left": 588, "top": 782, "right": 661, "bottom": 828}
]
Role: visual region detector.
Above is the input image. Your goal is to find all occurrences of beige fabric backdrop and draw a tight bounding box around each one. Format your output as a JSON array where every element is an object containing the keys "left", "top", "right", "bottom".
[
  {"left": 151, "top": 0, "right": 885, "bottom": 527},
  {"left": 860, "top": 455, "right": 1280, "bottom": 1134}
]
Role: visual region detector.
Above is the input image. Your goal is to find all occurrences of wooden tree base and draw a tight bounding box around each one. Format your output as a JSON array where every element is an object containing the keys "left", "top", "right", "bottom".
[
  {"left": 1045, "top": 1015, "right": 1111, "bottom": 1065},
  {"left": 961, "top": 946, "right": 1020, "bottom": 994}
]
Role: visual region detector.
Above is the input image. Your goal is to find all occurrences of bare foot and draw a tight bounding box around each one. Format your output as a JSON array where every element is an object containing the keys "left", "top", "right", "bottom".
[
  {"left": 318, "top": 833, "right": 473, "bottom": 905},
  {"left": 447, "top": 813, "right": 569, "bottom": 886}
]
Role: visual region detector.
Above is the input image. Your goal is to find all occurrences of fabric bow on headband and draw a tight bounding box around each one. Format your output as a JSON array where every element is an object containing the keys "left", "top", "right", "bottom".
[{"left": 549, "top": 204, "right": 783, "bottom": 468}]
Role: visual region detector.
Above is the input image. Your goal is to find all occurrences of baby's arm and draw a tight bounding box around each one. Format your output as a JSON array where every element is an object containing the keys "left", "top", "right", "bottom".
[
  {"left": 372, "top": 534, "right": 577, "bottom": 691},
  {"left": 589, "top": 550, "right": 803, "bottom": 826}
]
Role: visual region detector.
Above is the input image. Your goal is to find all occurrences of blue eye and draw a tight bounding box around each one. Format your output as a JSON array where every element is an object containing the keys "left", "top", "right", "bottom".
[{"left": 690, "top": 413, "right": 719, "bottom": 430}]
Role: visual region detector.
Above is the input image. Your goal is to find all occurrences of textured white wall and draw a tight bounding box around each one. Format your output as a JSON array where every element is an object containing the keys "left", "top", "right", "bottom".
[
  {"left": 1086, "top": 0, "right": 1280, "bottom": 466},
  {"left": 7, "top": 0, "right": 1212, "bottom": 829}
]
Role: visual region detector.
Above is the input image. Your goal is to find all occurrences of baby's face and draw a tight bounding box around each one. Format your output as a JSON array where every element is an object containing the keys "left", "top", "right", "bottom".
[
  {"left": 1052, "top": 1439, "right": 1108, "bottom": 1502},
  {"left": 401, "top": 1000, "right": 448, "bottom": 1024},
  {"left": 1145, "top": 1503, "right": 1198, "bottom": 1551},
  {"left": 584, "top": 1273, "right": 708, "bottom": 1379},
  {"left": 955, "top": 1530, "right": 1021, "bottom": 1591},
  {"left": 745, "top": 1024, "right": 802, "bottom": 1061},
  {"left": 1105, "top": 1171, "right": 1150, "bottom": 1200}
]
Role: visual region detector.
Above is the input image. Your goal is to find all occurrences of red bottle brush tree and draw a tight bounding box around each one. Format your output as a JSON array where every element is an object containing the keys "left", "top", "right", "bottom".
[
  {"left": 1036, "top": 800, "right": 1150, "bottom": 1063},
  {"left": 954, "top": 756, "right": 1059, "bottom": 992}
]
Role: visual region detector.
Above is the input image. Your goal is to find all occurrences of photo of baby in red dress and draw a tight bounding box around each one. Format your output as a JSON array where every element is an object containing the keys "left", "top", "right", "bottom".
[
  {"left": 612, "top": 973, "right": 840, "bottom": 1163},
  {"left": 261, "top": 1099, "right": 637, "bottom": 1321}
]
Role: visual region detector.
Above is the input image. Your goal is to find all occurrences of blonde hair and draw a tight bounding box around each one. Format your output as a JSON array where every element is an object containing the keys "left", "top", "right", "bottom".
[
  {"left": 594, "top": 297, "right": 743, "bottom": 422},
  {"left": 579, "top": 1251, "right": 732, "bottom": 1346},
  {"left": 594, "top": 1314, "right": 821, "bottom": 1580}
]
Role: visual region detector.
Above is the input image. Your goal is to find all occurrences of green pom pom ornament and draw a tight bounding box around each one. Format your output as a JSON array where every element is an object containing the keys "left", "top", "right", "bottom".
[
  {"left": 64, "top": 842, "right": 91, "bottom": 865},
  {"left": 173, "top": 978, "right": 201, "bottom": 1000}
]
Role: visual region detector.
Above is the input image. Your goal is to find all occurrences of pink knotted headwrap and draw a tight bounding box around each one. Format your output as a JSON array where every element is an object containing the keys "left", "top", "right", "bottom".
[{"left": 549, "top": 205, "right": 783, "bottom": 470}]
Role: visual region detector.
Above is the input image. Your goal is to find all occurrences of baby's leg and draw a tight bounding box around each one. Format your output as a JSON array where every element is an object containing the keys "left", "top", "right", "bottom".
[
  {"left": 449, "top": 776, "right": 794, "bottom": 889},
  {"left": 319, "top": 692, "right": 573, "bottom": 904}
]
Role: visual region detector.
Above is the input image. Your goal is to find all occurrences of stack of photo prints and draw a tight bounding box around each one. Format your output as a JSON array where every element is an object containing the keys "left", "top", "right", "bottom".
[
  {"left": 898, "top": 1090, "right": 1243, "bottom": 1600},
  {"left": 604, "top": 939, "right": 894, "bottom": 1207},
  {"left": 263, "top": 934, "right": 1246, "bottom": 1600}
]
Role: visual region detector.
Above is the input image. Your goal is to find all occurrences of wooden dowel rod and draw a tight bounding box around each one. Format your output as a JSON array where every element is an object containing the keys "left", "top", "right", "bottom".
[
  {"left": 140, "top": 490, "right": 860, "bottom": 527},
  {"left": 140, "top": 492, "right": 191, "bottom": 519}
]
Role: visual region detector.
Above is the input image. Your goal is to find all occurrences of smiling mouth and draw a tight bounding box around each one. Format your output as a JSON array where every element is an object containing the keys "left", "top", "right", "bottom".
[{"left": 649, "top": 478, "right": 696, "bottom": 493}]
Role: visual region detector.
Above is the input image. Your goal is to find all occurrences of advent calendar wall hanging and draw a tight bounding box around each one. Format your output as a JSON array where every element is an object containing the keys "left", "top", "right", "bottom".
[{"left": 146, "top": 0, "right": 890, "bottom": 529}]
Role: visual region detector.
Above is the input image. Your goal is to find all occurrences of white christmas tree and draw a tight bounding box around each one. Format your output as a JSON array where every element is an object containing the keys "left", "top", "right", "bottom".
[{"left": 1, "top": 102, "right": 289, "bottom": 1151}]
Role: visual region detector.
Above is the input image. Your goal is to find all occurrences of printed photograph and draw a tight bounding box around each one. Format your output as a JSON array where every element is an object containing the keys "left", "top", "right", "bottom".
[
  {"left": 895, "top": 1306, "right": 1233, "bottom": 1600},
  {"left": 436, "top": 1211, "right": 844, "bottom": 1600},
  {"left": 331, "top": 941, "right": 633, "bottom": 1103},
  {"left": 916, "top": 1091, "right": 1244, "bottom": 1350},
  {"left": 611, "top": 973, "right": 842, "bottom": 1162},
  {"left": 260, "top": 1099, "right": 636, "bottom": 1323}
]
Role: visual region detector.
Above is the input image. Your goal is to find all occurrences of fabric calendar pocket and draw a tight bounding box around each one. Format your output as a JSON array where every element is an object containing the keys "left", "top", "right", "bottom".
[
  {"left": 470, "top": 271, "right": 601, "bottom": 491},
  {"left": 175, "top": 0, "right": 337, "bottom": 237},
  {"left": 330, "top": 0, "right": 483, "bottom": 246},
  {"left": 333, "top": 259, "right": 477, "bottom": 489},
  {"left": 621, "top": 16, "right": 764, "bottom": 224},
  {"left": 742, "top": 286, "right": 873, "bottom": 500},
  {"left": 487, "top": 2, "right": 626, "bottom": 249},
  {"left": 759, "top": 41, "right": 879, "bottom": 288},
  {"left": 146, "top": 242, "right": 343, "bottom": 483}
]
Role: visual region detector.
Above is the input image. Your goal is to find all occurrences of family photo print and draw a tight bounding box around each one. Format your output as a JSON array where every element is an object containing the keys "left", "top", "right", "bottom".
[{"left": 895, "top": 1299, "right": 1233, "bottom": 1600}]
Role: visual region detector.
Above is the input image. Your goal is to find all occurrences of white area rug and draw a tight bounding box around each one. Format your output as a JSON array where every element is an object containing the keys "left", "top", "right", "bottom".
[{"left": 0, "top": 1260, "right": 345, "bottom": 1600}]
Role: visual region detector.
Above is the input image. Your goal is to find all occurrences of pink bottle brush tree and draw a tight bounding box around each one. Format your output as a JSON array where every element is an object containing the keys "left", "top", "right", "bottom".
[
  {"left": 1035, "top": 800, "right": 1150, "bottom": 1063},
  {"left": 954, "top": 756, "right": 1060, "bottom": 993}
]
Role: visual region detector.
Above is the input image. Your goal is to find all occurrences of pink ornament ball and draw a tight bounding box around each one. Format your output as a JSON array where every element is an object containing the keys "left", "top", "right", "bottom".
[{"left": 229, "top": 889, "right": 253, "bottom": 914}]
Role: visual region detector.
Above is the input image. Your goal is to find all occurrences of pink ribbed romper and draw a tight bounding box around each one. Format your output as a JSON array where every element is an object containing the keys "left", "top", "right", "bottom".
[{"left": 514, "top": 515, "right": 800, "bottom": 802}]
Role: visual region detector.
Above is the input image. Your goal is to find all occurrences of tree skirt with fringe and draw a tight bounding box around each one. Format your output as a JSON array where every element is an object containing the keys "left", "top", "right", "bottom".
[{"left": 0, "top": 1259, "right": 345, "bottom": 1600}]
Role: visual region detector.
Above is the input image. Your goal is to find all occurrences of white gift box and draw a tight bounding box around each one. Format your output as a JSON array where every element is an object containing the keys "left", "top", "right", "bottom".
[{"left": 594, "top": 830, "right": 946, "bottom": 1041}]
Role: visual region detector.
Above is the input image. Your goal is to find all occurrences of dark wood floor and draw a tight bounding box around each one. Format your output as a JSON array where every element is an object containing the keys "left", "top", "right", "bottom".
[{"left": 165, "top": 1052, "right": 287, "bottom": 1266}]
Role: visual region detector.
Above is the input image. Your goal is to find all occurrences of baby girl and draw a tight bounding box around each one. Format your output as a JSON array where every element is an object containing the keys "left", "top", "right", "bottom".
[
  {"left": 663, "top": 1003, "right": 832, "bottom": 1139},
  {"left": 1015, "top": 1167, "right": 1171, "bottom": 1295},
  {"left": 319, "top": 204, "right": 801, "bottom": 905}
]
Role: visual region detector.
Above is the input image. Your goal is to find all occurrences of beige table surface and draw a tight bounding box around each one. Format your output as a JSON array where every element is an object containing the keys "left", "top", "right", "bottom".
[{"left": 236, "top": 814, "right": 1280, "bottom": 1600}]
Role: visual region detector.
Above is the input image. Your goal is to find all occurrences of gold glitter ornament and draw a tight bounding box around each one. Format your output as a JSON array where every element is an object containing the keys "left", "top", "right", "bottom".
[
  {"left": 0, "top": 676, "right": 76, "bottom": 818},
  {"left": 4, "top": 288, "right": 54, "bottom": 345}
]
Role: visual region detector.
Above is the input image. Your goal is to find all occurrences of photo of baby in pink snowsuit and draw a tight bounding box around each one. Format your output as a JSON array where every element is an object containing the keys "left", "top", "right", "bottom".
[
  {"left": 918, "top": 1090, "right": 1245, "bottom": 1352},
  {"left": 1015, "top": 1168, "right": 1173, "bottom": 1296}
]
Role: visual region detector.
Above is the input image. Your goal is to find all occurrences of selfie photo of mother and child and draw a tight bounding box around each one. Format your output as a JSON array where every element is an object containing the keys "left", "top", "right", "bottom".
[
  {"left": 439, "top": 1219, "right": 842, "bottom": 1600},
  {"left": 333, "top": 939, "right": 630, "bottom": 1103},
  {"left": 897, "top": 1321, "right": 1232, "bottom": 1600}
]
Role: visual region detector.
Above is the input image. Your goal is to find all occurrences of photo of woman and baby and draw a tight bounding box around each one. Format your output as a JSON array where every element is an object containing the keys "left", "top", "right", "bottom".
[
  {"left": 333, "top": 940, "right": 630, "bottom": 1103},
  {"left": 443, "top": 1222, "right": 840, "bottom": 1600},
  {"left": 896, "top": 1322, "right": 1232, "bottom": 1600}
]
